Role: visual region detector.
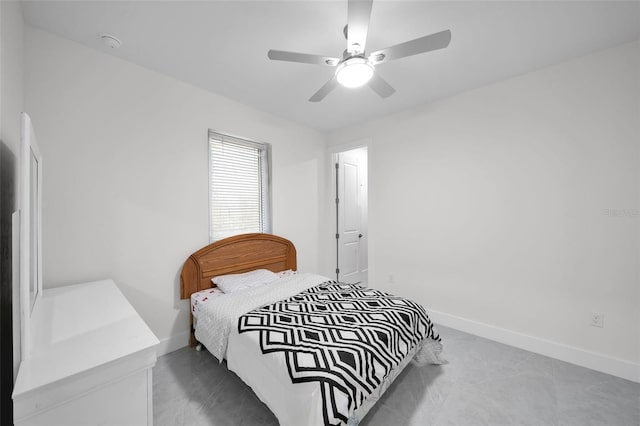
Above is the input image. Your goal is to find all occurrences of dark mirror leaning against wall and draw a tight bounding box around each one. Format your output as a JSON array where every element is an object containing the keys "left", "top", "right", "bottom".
[{"left": 0, "top": 140, "right": 16, "bottom": 426}]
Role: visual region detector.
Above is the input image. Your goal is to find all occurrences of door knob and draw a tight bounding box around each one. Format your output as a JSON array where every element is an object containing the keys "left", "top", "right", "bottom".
[{"left": 358, "top": 234, "right": 363, "bottom": 238}]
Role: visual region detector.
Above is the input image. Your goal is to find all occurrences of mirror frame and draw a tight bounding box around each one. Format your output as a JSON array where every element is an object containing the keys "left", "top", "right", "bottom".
[{"left": 19, "top": 112, "right": 43, "bottom": 359}]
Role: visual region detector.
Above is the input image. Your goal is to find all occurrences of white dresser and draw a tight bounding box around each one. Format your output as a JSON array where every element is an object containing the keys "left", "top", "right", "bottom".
[{"left": 12, "top": 279, "right": 160, "bottom": 426}]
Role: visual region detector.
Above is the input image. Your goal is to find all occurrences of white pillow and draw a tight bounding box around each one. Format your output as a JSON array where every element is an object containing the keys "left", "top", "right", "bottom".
[{"left": 212, "top": 269, "right": 279, "bottom": 293}]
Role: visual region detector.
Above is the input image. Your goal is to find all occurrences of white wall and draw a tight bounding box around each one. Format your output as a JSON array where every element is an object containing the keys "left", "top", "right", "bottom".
[
  {"left": 0, "top": 0, "right": 24, "bottom": 379},
  {"left": 24, "top": 27, "right": 329, "bottom": 353},
  {"left": 328, "top": 41, "right": 640, "bottom": 379},
  {"left": 1, "top": 2, "right": 23, "bottom": 170}
]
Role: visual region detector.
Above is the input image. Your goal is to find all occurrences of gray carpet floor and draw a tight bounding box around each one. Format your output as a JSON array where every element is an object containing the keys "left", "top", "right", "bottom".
[{"left": 153, "top": 325, "right": 640, "bottom": 426}]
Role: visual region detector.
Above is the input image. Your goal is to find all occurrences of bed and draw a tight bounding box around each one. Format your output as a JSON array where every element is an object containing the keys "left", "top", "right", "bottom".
[{"left": 180, "top": 233, "right": 443, "bottom": 426}]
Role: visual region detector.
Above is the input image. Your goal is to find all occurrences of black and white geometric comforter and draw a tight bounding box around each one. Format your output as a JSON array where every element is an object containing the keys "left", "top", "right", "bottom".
[{"left": 238, "top": 281, "right": 440, "bottom": 426}]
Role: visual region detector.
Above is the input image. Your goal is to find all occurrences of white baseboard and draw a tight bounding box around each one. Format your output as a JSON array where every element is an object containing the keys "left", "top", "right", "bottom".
[
  {"left": 427, "top": 309, "right": 640, "bottom": 383},
  {"left": 155, "top": 331, "right": 190, "bottom": 357}
]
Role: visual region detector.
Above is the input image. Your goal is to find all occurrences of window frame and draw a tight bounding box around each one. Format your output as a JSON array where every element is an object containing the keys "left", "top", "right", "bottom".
[{"left": 208, "top": 130, "right": 272, "bottom": 243}]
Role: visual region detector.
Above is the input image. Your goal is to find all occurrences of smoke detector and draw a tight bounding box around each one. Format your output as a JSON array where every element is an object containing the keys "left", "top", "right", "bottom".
[{"left": 100, "top": 34, "right": 122, "bottom": 49}]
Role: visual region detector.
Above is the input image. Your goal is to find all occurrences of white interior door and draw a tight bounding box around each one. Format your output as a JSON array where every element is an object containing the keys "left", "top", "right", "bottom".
[{"left": 336, "top": 148, "right": 368, "bottom": 284}]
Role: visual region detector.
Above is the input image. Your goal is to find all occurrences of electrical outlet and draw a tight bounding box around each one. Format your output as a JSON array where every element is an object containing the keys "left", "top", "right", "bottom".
[{"left": 590, "top": 312, "right": 604, "bottom": 328}]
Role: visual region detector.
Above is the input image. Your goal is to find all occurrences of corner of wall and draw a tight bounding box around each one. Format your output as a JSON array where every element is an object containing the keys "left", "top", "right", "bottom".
[{"left": 0, "top": 0, "right": 25, "bottom": 382}]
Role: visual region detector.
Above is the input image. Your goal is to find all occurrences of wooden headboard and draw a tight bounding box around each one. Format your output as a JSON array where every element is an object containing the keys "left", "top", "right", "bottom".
[{"left": 180, "top": 233, "right": 297, "bottom": 300}]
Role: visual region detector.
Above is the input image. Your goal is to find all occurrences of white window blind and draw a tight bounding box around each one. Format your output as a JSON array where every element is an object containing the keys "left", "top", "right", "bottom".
[{"left": 209, "top": 131, "right": 271, "bottom": 242}]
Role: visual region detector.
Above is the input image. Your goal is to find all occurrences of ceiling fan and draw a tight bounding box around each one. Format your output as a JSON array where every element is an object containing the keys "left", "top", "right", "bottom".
[{"left": 267, "top": 0, "right": 451, "bottom": 102}]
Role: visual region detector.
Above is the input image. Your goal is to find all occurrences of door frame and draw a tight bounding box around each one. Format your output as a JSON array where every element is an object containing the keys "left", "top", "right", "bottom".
[{"left": 328, "top": 139, "right": 373, "bottom": 286}]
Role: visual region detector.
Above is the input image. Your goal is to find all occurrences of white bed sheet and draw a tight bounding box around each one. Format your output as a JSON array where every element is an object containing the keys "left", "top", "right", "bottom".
[
  {"left": 195, "top": 273, "right": 330, "bottom": 361},
  {"left": 195, "top": 273, "right": 444, "bottom": 426},
  {"left": 190, "top": 270, "right": 296, "bottom": 321},
  {"left": 227, "top": 323, "right": 440, "bottom": 426},
  {"left": 190, "top": 287, "right": 224, "bottom": 321}
]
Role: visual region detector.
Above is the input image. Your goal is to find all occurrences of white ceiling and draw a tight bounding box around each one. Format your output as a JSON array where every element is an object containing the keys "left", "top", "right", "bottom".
[{"left": 21, "top": 1, "right": 640, "bottom": 132}]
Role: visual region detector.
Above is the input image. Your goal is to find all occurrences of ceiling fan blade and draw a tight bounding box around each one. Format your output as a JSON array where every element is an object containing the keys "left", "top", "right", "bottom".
[
  {"left": 368, "top": 72, "right": 395, "bottom": 98},
  {"left": 369, "top": 29, "right": 451, "bottom": 64},
  {"left": 268, "top": 50, "right": 339, "bottom": 66},
  {"left": 309, "top": 76, "right": 339, "bottom": 102},
  {"left": 347, "top": 0, "right": 373, "bottom": 54}
]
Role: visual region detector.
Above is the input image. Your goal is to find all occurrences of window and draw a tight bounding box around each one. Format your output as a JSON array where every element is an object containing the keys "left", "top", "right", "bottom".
[{"left": 209, "top": 131, "right": 271, "bottom": 242}]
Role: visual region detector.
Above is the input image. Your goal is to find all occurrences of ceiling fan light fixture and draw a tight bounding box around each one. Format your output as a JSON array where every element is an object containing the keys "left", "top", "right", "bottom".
[{"left": 335, "top": 57, "right": 374, "bottom": 88}]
